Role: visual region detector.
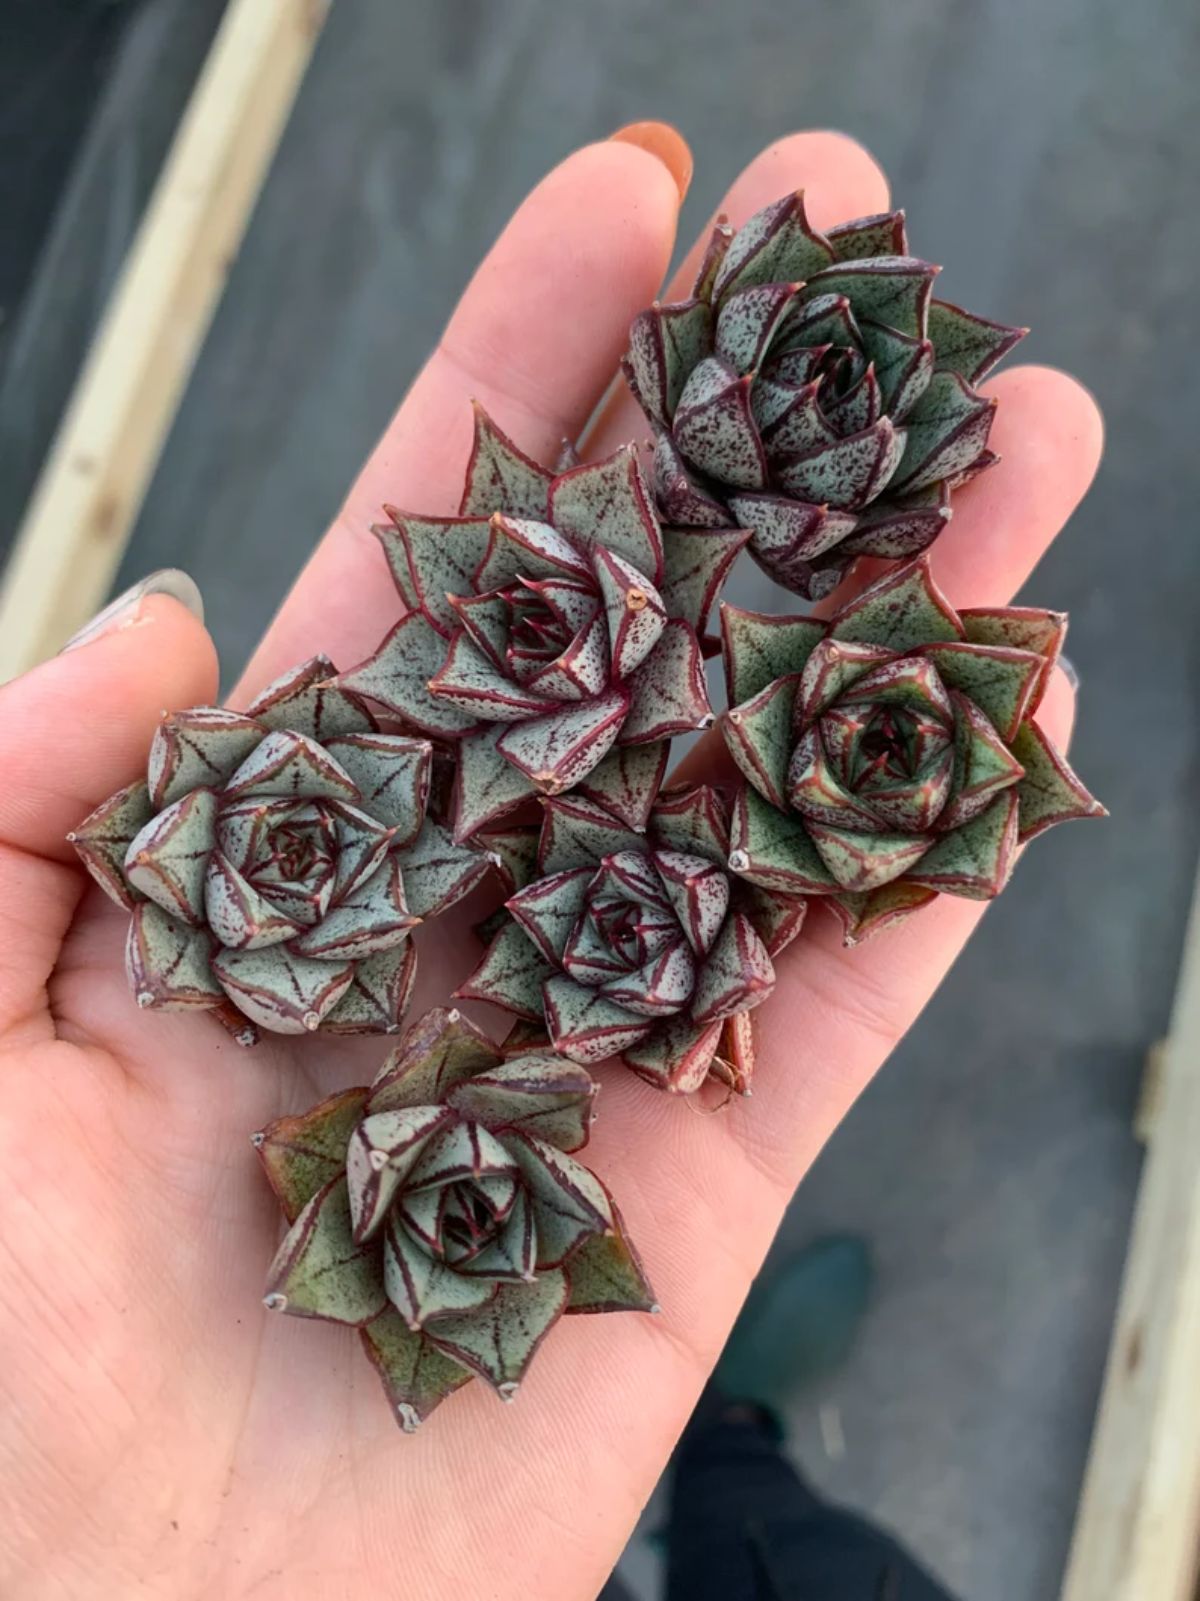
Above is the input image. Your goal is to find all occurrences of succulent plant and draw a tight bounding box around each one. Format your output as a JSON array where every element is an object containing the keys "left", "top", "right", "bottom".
[
  {"left": 720, "top": 556, "right": 1105, "bottom": 943},
  {"left": 256, "top": 1007, "right": 655, "bottom": 1428},
  {"left": 624, "top": 192, "right": 1025, "bottom": 599},
  {"left": 334, "top": 405, "right": 749, "bottom": 839},
  {"left": 458, "top": 785, "right": 808, "bottom": 1093},
  {"left": 69, "top": 659, "right": 489, "bottom": 1042}
]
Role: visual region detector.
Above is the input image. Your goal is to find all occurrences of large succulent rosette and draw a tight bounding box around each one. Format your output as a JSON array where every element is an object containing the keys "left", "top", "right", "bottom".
[
  {"left": 335, "top": 406, "right": 749, "bottom": 838},
  {"left": 625, "top": 192, "right": 1025, "bottom": 599},
  {"left": 458, "top": 787, "right": 808, "bottom": 1093},
  {"left": 69, "top": 659, "right": 489, "bottom": 1041},
  {"left": 720, "top": 558, "right": 1105, "bottom": 943},
  {"left": 257, "top": 1008, "right": 655, "bottom": 1429}
]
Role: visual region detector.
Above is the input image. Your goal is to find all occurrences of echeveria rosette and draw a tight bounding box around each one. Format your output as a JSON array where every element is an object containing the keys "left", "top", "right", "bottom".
[
  {"left": 719, "top": 558, "right": 1105, "bottom": 944},
  {"left": 624, "top": 192, "right": 1026, "bottom": 600},
  {"left": 68, "top": 658, "right": 490, "bottom": 1043},
  {"left": 256, "top": 1008, "right": 656, "bottom": 1430},
  {"left": 458, "top": 786, "right": 808, "bottom": 1094},
  {"left": 335, "top": 405, "right": 747, "bottom": 839}
]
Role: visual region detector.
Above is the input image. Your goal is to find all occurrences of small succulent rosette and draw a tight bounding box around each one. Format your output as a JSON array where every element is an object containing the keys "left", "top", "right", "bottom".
[
  {"left": 332, "top": 405, "right": 749, "bottom": 838},
  {"left": 69, "top": 659, "right": 489, "bottom": 1042},
  {"left": 459, "top": 786, "right": 808, "bottom": 1093},
  {"left": 624, "top": 192, "right": 1024, "bottom": 599},
  {"left": 720, "top": 556, "right": 1105, "bottom": 943},
  {"left": 257, "top": 1008, "right": 655, "bottom": 1429}
]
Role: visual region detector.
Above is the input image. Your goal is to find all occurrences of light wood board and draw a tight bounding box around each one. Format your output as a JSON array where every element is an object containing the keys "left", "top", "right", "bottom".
[{"left": 0, "top": 0, "right": 329, "bottom": 679}]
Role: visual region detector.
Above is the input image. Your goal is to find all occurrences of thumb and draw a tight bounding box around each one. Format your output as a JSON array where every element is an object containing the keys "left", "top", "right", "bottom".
[{"left": 0, "top": 576, "right": 217, "bottom": 1040}]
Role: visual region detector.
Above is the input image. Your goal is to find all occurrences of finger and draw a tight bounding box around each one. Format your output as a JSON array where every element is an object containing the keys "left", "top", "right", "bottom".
[
  {"left": 236, "top": 132, "right": 687, "bottom": 701},
  {"left": 928, "top": 365, "right": 1104, "bottom": 602},
  {"left": 0, "top": 595, "right": 216, "bottom": 1039},
  {"left": 584, "top": 129, "right": 891, "bottom": 459}
]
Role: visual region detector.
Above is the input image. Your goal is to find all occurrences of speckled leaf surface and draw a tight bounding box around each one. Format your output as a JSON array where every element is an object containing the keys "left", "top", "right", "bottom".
[
  {"left": 547, "top": 447, "right": 663, "bottom": 584},
  {"left": 368, "top": 1008, "right": 501, "bottom": 1113},
  {"left": 425, "top": 1270, "right": 569, "bottom": 1396},
  {"left": 359, "top": 1309, "right": 473, "bottom": 1432},
  {"left": 459, "top": 403, "right": 553, "bottom": 517},
  {"left": 721, "top": 604, "right": 824, "bottom": 705},
  {"left": 447, "top": 1055, "right": 597, "bottom": 1152},
  {"left": 336, "top": 613, "right": 475, "bottom": 738},
  {"left": 620, "top": 621, "right": 711, "bottom": 742},
  {"left": 247, "top": 657, "right": 376, "bottom": 740},
  {"left": 265, "top": 1177, "right": 388, "bottom": 1326},
  {"left": 456, "top": 923, "right": 553, "bottom": 1019},
  {"left": 565, "top": 1203, "right": 657, "bottom": 1314},
  {"left": 256, "top": 1088, "right": 370, "bottom": 1223},
  {"left": 68, "top": 781, "right": 153, "bottom": 909}
]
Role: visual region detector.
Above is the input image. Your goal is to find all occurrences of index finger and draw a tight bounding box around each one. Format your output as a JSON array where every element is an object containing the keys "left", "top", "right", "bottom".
[{"left": 234, "top": 134, "right": 686, "bottom": 700}]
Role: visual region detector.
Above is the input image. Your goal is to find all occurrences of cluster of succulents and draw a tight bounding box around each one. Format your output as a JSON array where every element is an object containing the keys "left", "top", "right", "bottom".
[{"left": 69, "top": 191, "right": 1104, "bottom": 1430}]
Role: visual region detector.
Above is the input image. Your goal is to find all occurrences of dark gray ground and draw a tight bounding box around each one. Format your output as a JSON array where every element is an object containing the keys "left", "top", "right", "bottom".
[{"left": 4, "top": 2, "right": 1198, "bottom": 1597}]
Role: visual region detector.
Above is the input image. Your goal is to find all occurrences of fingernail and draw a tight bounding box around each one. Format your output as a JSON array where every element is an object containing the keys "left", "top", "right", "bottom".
[
  {"left": 608, "top": 121, "right": 693, "bottom": 204},
  {"left": 1058, "top": 653, "right": 1080, "bottom": 691},
  {"left": 60, "top": 569, "right": 205, "bottom": 653}
]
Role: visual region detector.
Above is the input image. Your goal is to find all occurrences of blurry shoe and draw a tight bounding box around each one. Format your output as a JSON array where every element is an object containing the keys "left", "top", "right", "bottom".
[{"left": 713, "top": 1235, "right": 873, "bottom": 1418}]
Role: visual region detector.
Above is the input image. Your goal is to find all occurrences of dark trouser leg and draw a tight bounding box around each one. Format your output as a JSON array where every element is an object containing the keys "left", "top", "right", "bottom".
[
  {"left": 595, "top": 1578, "right": 635, "bottom": 1601},
  {"left": 666, "top": 1402, "right": 960, "bottom": 1600}
]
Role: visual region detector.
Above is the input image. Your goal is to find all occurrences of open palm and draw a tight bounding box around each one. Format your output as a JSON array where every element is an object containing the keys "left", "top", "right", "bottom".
[{"left": 0, "top": 130, "right": 1100, "bottom": 1600}]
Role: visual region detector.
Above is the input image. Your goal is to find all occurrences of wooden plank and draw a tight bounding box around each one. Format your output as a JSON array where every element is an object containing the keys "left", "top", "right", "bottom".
[
  {"left": 1061, "top": 861, "right": 1200, "bottom": 1601},
  {"left": 0, "top": 0, "right": 329, "bottom": 680}
]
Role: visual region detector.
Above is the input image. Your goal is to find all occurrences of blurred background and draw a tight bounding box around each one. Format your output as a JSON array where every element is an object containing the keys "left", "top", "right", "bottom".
[{"left": 2, "top": 2, "right": 1197, "bottom": 1597}]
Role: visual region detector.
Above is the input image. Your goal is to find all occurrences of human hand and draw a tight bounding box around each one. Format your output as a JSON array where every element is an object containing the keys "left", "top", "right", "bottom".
[{"left": 0, "top": 127, "right": 1100, "bottom": 1600}]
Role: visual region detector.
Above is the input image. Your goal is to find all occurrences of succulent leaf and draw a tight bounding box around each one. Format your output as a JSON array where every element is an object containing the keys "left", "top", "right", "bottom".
[
  {"left": 359, "top": 1309, "right": 473, "bottom": 1432},
  {"left": 446, "top": 1054, "right": 597, "bottom": 1152},
  {"left": 368, "top": 1008, "right": 500, "bottom": 1112},
  {"left": 460, "top": 403, "right": 553, "bottom": 518},
  {"left": 321, "top": 943, "right": 417, "bottom": 1037},
  {"left": 927, "top": 297, "right": 1026, "bottom": 385},
  {"left": 620, "top": 621, "right": 712, "bottom": 742},
  {"left": 68, "top": 781, "right": 153, "bottom": 910},
  {"left": 547, "top": 447, "right": 663, "bottom": 584},
  {"left": 395, "top": 817, "right": 490, "bottom": 918},
  {"left": 453, "top": 724, "right": 540, "bottom": 840},
  {"left": 125, "top": 902, "right": 223, "bottom": 1009},
  {"left": 147, "top": 709, "right": 262, "bottom": 809},
  {"left": 265, "top": 1177, "right": 388, "bottom": 1326},
  {"left": 456, "top": 922, "right": 554, "bottom": 1018},
  {"left": 564, "top": 1202, "right": 657, "bottom": 1314},
  {"left": 720, "top": 603, "right": 825, "bottom": 707},
  {"left": 246, "top": 657, "right": 376, "bottom": 740},
  {"left": 575, "top": 741, "right": 668, "bottom": 832},
  {"left": 424, "top": 1271, "right": 569, "bottom": 1396},
  {"left": 1011, "top": 717, "right": 1107, "bottom": 841},
  {"left": 256, "top": 1087, "right": 371, "bottom": 1223},
  {"left": 337, "top": 613, "right": 478, "bottom": 737}
]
